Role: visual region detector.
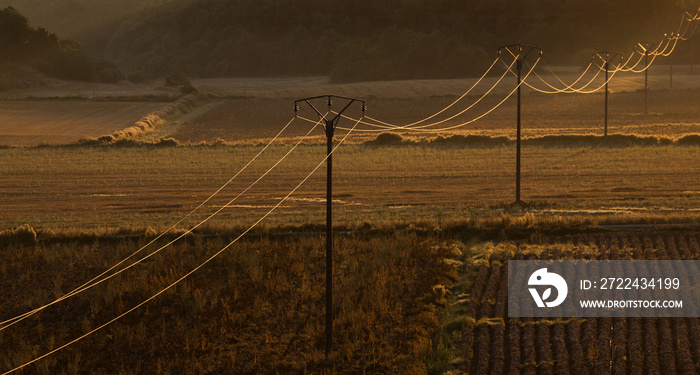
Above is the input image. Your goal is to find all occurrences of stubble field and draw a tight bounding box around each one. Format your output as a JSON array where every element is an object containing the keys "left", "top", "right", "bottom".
[
  {"left": 1, "top": 143, "right": 698, "bottom": 231},
  {"left": 1, "top": 71, "right": 699, "bottom": 374},
  {"left": 0, "top": 101, "right": 166, "bottom": 146}
]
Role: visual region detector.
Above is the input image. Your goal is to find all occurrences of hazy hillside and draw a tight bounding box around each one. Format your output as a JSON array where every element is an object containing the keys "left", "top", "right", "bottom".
[
  {"left": 101, "top": 0, "right": 692, "bottom": 81},
  {"left": 1, "top": 0, "right": 696, "bottom": 82},
  {"left": 0, "top": 0, "right": 175, "bottom": 54},
  {"left": 0, "top": 7, "right": 121, "bottom": 83}
]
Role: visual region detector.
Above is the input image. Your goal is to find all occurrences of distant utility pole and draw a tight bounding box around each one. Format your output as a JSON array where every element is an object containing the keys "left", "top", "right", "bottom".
[
  {"left": 690, "top": 11, "right": 697, "bottom": 74},
  {"left": 670, "top": 61, "right": 674, "bottom": 90},
  {"left": 294, "top": 95, "right": 365, "bottom": 360},
  {"left": 498, "top": 44, "right": 542, "bottom": 204},
  {"left": 668, "top": 34, "right": 675, "bottom": 90},
  {"left": 593, "top": 52, "right": 622, "bottom": 137},
  {"left": 691, "top": 40, "right": 695, "bottom": 74},
  {"left": 637, "top": 42, "right": 655, "bottom": 115}
]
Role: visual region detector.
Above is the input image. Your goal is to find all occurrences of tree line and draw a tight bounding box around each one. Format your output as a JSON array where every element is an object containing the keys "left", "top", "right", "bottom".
[
  {"left": 102, "top": 0, "right": 693, "bottom": 82},
  {"left": 0, "top": 6, "right": 121, "bottom": 82},
  {"left": 2, "top": 0, "right": 696, "bottom": 82}
]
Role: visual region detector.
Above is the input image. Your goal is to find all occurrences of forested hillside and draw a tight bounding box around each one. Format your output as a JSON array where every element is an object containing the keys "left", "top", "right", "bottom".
[
  {"left": 0, "top": 7, "right": 121, "bottom": 82},
  {"left": 1, "top": 0, "right": 696, "bottom": 82},
  {"left": 0, "top": 0, "right": 174, "bottom": 53},
  {"left": 101, "top": 0, "right": 692, "bottom": 81}
]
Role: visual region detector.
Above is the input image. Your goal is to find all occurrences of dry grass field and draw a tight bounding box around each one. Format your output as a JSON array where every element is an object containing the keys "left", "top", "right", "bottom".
[
  {"left": 0, "top": 101, "right": 167, "bottom": 146},
  {"left": 2, "top": 67, "right": 699, "bottom": 146},
  {"left": 457, "top": 231, "right": 700, "bottom": 375},
  {"left": 150, "top": 69, "right": 700, "bottom": 144},
  {"left": 0, "top": 144, "right": 697, "bottom": 231},
  {"left": 152, "top": 89, "right": 700, "bottom": 145},
  {"left": 0, "top": 71, "right": 699, "bottom": 374},
  {"left": 2, "top": 228, "right": 698, "bottom": 374}
]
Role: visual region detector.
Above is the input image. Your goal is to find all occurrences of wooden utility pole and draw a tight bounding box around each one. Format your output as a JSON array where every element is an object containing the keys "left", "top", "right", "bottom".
[
  {"left": 294, "top": 95, "right": 365, "bottom": 359},
  {"left": 498, "top": 44, "right": 542, "bottom": 204},
  {"left": 637, "top": 42, "right": 655, "bottom": 115},
  {"left": 594, "top": 52, "right": 622, "bottom": 137}
]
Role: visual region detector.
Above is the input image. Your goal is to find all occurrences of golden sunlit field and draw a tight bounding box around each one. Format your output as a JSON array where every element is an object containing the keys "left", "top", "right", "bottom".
[
  {"left": 3, "top": 69, "right": 700, "bottom": 146},
  {"left": 1, "top": 70, "right": 699, "bottom": 230},
  {"left": 3, "top": 1, "right": 700, "bottom": 373},
  {"left": 0, "top": 101, "right": 166, "bottom": 146},
  {"left": 1, "top": 71, "right": 699, "bottom": 374},
  {"left": 1, "top": 144, "right": 699, "bottom": 231}
]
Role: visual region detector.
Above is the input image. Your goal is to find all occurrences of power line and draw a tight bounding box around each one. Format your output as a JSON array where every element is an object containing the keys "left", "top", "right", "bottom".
[
  {"left": 6, "top": 4, "right": 700, "bottom": 369},
  {"left": 0, "top": 116, "right": 298, "bottom": 329},
  {"left": 325, "top": 57, "right": 514, "bottom": 132},
  {"left": 333, "top": 55, "right": 520, "bottom": 132},
  {"left": 1, "top": 117, "right": 363, "bottom": 375},
  {"left": 332, "top": 56, "right": 542, "bottom": 133},
  {"left": 329, "top": 4, "right": 700, "bottom": 132},
  {"left": 514, "top": 6, "right": 700, "bottom": 93},
  {"left": 329, "top": 5, "right": 700, "bottom": 132},
  {"left": 0, "top": 115, "right": 322, "bottom": 332},
  {"left": 362, "top": 58, "right": 501, "bottom": 129}
]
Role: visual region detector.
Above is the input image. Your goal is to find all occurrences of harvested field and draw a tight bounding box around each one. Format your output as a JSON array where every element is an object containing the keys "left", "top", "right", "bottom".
[
  {"left": 191, "top": 68, "right": 700, "bottom": 99},
  {"left": 0, "top": 101, "right": 166, "bottom": 146},
  {"left": 0, "top": 144, "right": 697, "bottom": 230},
  {"left": 1, "top": 227, "right": 697, "bottom": 373},
  {"left": 458, "top": 231, "right": 700, "bottom": 375},
  {"left": 0, "top": 72, "right": 698, "bottom": 373},
  {"left": 2, "top": 72, "right": 699, "bottom": 146},
  {"left": 160, "top": 86, "right": 700, "bottom": 145},
  {"left": 0, "top": 231, "right": 458, "bottom": 374}
]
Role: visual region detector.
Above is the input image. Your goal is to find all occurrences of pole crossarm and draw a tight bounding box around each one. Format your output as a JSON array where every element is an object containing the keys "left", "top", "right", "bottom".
[
  {"left": 592, "top": 52, "right": 624, "bottom": 71},
  {"left": 635, "top": 41, "right": 659, "bottom": 54},
  {"left": 498, "top": 44, "right": 543, "bottom": 62},
  {"left": 295, "top": 95, "right": 366, "bottom": 129}
]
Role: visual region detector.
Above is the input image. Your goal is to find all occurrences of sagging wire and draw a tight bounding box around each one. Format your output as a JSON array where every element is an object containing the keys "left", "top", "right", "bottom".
[
  {"left": 333, "top": 56, "right": 543, "bottom": 133},
  {"left": 519, "top": 61, "right": 604, "bottom": 94},
  {"left": 383, "top": 56, "right": 519, "bottom": 130},
  {"left": 0, "top": 115, "right": 324, "bottom": 333},
  {"left": 618, "top": 50, "right": 647, "bottom": 72},
  {"left": 322, "top": 55, "right": 518, "bottom": 133},
  {"left": 362, "top": 58, "right": 501, "bottom": 129},
  {"left": 348, "top": 57, "right": 512, "bottom": 131},
  {"left": 543, "top": 61, "right": 596, "bottom": 90},
  {"left": 2, "top": 116, "right": 363, "bottom": 375}
]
